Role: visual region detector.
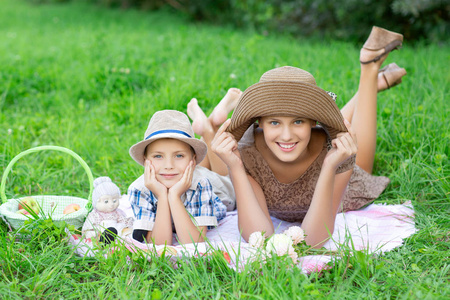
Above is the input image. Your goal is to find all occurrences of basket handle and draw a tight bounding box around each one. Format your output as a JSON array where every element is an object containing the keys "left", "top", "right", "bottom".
[{"left": 0, "top": 146, "right": 94, "bottom": 208}]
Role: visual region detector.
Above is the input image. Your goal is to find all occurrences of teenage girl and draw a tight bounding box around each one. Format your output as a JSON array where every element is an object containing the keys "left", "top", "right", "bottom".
[{"left": 188, "top": 26, "right": 405, "bottom": 247}]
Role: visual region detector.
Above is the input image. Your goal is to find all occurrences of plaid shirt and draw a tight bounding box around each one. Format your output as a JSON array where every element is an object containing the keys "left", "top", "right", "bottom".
[{"left": 128, "top": 170, "right": 227, "bottom": 231}]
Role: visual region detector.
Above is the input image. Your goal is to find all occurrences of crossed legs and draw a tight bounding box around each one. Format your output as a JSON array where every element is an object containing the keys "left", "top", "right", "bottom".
[{"left": 341, "top": 48, "right": 394, "bottom": 174}]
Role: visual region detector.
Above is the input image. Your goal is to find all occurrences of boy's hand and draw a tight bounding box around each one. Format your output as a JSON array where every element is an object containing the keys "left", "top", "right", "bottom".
[
  {"left": 144, "top": 159, "right": 168, "bottom": 199},
  {"left": 168, "top": 159, "right": 194, "bottom": 199}
]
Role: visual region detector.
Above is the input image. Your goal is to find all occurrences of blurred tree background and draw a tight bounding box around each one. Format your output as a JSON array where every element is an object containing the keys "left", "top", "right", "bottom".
[{"left": 25, "top": 0, "right": 450, "bottom": 42}]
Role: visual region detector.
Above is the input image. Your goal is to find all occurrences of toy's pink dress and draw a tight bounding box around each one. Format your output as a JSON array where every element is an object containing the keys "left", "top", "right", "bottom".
[{"left": 81, "top": 208, "right": 133, "bottom": 239}]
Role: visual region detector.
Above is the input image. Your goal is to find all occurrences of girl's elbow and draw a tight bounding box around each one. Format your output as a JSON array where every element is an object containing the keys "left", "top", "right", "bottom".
[
  {"left": 240, "top": 224, "right": 274, "bottom": 242},
  {"left": 304, "top": 227, "right": 334, "bottom": 248}
]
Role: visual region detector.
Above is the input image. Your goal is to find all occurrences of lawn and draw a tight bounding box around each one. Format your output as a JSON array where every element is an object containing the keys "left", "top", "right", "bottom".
[{"left": 0, "top": 0, "right": 449, "bottom": 299}]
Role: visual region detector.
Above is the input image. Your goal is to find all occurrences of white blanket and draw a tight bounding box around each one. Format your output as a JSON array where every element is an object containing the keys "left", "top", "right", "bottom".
[{"left": 69, "top": 196, "right": 417, "bottom": 273}]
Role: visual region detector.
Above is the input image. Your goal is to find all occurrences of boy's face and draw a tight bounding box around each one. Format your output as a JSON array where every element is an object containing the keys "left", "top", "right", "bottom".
[{"left": 145, "top": 138, "right": 195, "bottom": 188}]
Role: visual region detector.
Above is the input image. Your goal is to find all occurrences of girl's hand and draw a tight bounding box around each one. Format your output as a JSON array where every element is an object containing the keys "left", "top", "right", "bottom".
[
  {"left": 211, "top": 119, "right": 242, "bottom": 168},
  {"left": 168, "top": 159, "right": 195, "bottom": 198},
  {"left": 324, "top": 119, "right": 358, "bottom": 170},
  {"left": 144, "top": 159, "right": 168, "bottom": 199}
]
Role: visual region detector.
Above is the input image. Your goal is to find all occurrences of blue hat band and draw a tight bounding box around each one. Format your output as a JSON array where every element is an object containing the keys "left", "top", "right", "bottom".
[{"left": 145, "top": 129, "right": 192, "bottom": 140}]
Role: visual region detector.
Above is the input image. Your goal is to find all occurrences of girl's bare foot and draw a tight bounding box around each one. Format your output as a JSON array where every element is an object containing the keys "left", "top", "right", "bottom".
[
  {"left": 210, "top": 88, "right": 242, "bottom": 127},
  {"left": 187, "top": 98, "right": 209, "bottom": 136}
]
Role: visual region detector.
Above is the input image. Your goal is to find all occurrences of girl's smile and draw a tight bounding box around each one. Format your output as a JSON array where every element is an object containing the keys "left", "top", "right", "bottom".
[
  {"left": 259, "top": 116, "right": 315, "bottom": 162},
  {"left": 277, "top": 142, "right": 298, "bottom": 152}
]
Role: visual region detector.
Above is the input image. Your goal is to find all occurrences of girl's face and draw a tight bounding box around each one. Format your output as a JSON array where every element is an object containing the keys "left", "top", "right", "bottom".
[
  {"left": 145, "top": 138, "right": 195, "bottom": 188},
  {"left": 96, "top": 194, "right": 120, "bottom": 213},
  {"left": 259, "top": 116, "right": 315, "bottom": 162}
]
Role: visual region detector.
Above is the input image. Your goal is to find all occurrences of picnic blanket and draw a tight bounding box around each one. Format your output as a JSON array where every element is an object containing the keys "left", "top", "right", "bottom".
[{"left": 69, "top": 196, "right": 417, "bottom": 273}]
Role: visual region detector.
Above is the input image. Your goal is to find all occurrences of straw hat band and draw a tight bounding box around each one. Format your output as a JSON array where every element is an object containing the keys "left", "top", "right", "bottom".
[{"left": 146, "top": 129, "right": 192, "bottom": 140}]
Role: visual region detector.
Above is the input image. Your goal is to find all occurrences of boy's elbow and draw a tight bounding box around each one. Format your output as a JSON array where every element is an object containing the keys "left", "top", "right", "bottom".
[
  {"left": 151, "top": 238, "right": 173, "bottom": 246},
  {"left": 178, "top": 236, "right": 204, "bottom": 245}
]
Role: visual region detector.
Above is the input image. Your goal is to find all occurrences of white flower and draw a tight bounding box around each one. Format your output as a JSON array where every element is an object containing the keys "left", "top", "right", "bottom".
[
  {"left": 283, "top": 226, "right": 305, "bottom": 245},
  {"left": 265, "top": 234, "right": 294, "bottom": 257},
  {"left": 248, "top": 231, "right": 264, "bottom": 248},
  {"left": 7, "top": 129, "right": 12, "bottom": 135},
  {"left": 247, "top": 249, "right": 270, "bottom": 269},
  {"left": 288, "top": 247, "right": 298, "bottom": 264},
  {"left": 229, "top": 73, "right": 237, "bottom": 79}
]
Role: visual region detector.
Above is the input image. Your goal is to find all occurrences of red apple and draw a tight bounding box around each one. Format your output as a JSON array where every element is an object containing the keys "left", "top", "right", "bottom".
[
  {"left": 63, "top": 203, "right": 81, "bottom": 215},
  {"left": 222, "top": 251, "right": 231, "bottom": 264},
  {"left": 18, "top": 197, "right": 40, "bottom": 214},
  {"left": 17, "top": 208, "right": 30, "bottom": 215}
]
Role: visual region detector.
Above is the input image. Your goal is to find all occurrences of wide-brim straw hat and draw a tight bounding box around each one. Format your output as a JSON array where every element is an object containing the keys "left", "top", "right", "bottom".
[
  {"left": 129, "top": 110, "right": 207, "bottom": 166},
  {"left": 227, "top": 66, "right": 347, "bottom": 141}
]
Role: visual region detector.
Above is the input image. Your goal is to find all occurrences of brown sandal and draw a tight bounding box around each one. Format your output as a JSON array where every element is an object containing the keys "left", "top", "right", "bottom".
[
  {"left": 360, "top": 26, "right": 404, "bottom": 64},
  {"left": 379, "top": 63, "right": 407, "bottom": 90}
]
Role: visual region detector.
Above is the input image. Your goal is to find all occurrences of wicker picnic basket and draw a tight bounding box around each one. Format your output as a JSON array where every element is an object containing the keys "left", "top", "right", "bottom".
[{"left": 0, "top": 146, "right": 94, "bottom": 230}]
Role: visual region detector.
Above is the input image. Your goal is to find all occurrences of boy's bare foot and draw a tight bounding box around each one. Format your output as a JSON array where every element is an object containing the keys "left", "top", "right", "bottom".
[
  {"left": 187, "top": 98, "right": 209, "bottom": 136},
  {"left": 210, "top": 88, "right": 242, "bottom": 127}
]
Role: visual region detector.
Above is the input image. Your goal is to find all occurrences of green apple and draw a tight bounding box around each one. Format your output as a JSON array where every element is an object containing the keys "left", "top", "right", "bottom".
[{"left": 18, "top": 197, "right": 40, "bottom": 214}]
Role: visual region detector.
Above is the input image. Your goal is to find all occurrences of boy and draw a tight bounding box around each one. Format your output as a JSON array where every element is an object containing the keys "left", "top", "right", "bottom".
[{"left": 128, "top": 110, "right": 233, "bottom": 245}]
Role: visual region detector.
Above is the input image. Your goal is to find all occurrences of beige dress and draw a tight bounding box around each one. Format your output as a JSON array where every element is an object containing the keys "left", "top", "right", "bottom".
[{"left": 238, "top": 125, "right": 390, "bottom": 222}]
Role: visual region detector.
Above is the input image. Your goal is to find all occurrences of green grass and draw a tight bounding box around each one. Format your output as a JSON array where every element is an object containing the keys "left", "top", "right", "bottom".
[{"left": 1, "top": 0, "right": 449, "bottom": 298}]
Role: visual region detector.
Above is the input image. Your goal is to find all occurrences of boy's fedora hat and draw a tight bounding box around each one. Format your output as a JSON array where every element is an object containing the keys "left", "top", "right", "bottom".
[
  {"left": 130, "top": 110, "right": 207, "bottom": 166},
  {"left": 227, "top": 66, "right": 347, "bottom": 141}
]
